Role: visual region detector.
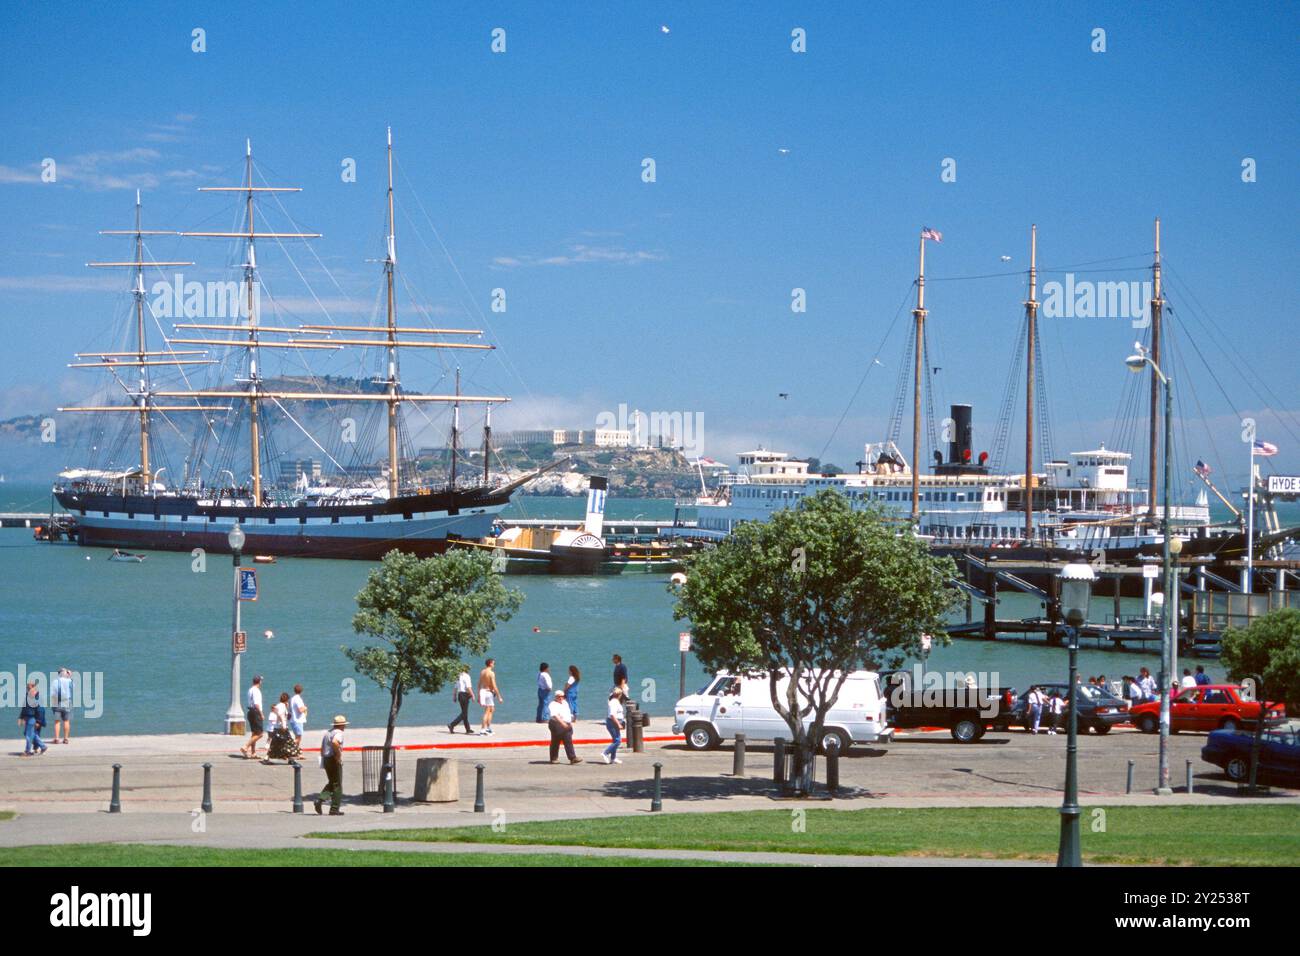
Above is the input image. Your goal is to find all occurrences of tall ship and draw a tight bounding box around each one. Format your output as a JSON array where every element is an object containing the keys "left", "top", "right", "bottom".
[
  {"left": 692, "top": 223, "right": 1293, "bottom": 568},
  {"left": 54, "top": 132, "right": 545, "bottom": 559}
]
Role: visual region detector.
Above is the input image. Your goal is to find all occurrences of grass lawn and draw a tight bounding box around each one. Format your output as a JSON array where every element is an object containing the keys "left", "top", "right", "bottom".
[
  {"left": 321, "top": 804, "right": 1300, "bottom": 866},
  {"left": 0, "top": 843, "right": 728, "bottom": 867},
  {"left": 0, "top": 812, "right": 13, "bottom": 822}
]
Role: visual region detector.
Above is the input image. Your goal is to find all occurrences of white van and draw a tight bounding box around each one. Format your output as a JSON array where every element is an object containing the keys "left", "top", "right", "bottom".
[{"left": 672, "top": 669, "right": 892, "bottom": 754}]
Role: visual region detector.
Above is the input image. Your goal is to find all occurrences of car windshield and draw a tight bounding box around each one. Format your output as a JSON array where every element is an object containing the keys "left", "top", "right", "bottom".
[{"left": 1264, "top": 719, "right": 1300, "bottom": 745}]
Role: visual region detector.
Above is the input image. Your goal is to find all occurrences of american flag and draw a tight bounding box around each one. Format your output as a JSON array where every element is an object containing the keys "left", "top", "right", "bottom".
[
  {"left": 921, "top": 227, "right": 943, "bottom": 242},
  {"left": 1253, "top": 440, "right": 1279, "bottom": 457},
  {"left": 1194, "top": 459, "right": 1211, "bottom": 477}
]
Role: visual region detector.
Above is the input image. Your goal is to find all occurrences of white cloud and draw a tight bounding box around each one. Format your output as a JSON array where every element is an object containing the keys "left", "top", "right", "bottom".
[{"left": 491, "top": 243, "right": 665, "bottom": 268}]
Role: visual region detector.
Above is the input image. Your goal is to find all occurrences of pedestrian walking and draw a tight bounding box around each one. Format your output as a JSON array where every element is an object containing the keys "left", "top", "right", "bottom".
[
  {"left": 547, "top": 690, "right": 582, "bottom": 764},
  {"left": 265, "top": 692, "right": 300, "bottom": 762},
  {"left": 18, "top": 681, "right": 48, "bottom": 756},
  {"left": 447, "top": 665, "right": 474, "bottom": 734},
  {"left": 1028, "top": 686, "right": 1044, "bottom": 734},
  {"left": 1138, "top": 667, "right": 1157, "bottom": 701},
  {"left": 602, "top": 688, "right": 625, "bottom": 764},
  {"left": 314, "top": 714, "right": 348, "bottom": 816},
  {"left": 1194, "top": 665, "right": 1211, "bottom": 686},
  {"left": 289, "top": 683, "right": 308, "bottom": 747},
  {"left": 565, "top": 665, "right": 581, "bottom": 719},
  {"left": 478, "top": 658, "right": 502, "bottom": 735},
  {"left": 536, "top": 662, "right": 552, "bottom": 723},
  {"left": 51, "top": 667, "right": 73, "bottom": 744},
  {"left": 1179, "top": 668, "right": 1197, "bottom": 690},
  {"left": 612, "top": 653, "right": 629, "bottom": 698},
  {"left": 240, "top": 675, "right": 265, "bottom": 758}
]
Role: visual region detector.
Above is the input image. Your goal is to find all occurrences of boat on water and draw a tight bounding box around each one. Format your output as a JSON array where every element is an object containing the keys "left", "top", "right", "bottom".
[
  {"left": 108, "top": 549, "right": 146, "bottom": 562},
  {"left": 53, "top": 132, "right": 551, "bottom": 560},
  {"left": 451, "top": 476, "right": 692, "bottom": 574},
  {"left": 685, "top": 223, "right": 1295, "bottom": 576}
]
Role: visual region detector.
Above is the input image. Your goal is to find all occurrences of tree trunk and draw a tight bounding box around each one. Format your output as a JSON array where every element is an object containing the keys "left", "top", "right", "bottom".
[{"left": 382, "top": 677, "right": 403, "bottom": 777}]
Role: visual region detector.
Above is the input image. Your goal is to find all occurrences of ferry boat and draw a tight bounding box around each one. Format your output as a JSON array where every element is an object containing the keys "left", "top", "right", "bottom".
[{"left": 53, "top": 132, "right": 548, "bottom": 559}]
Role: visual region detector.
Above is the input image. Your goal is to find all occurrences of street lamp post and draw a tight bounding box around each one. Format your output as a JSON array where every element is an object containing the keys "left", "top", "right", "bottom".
[
  {"left": 1057, "top": 562, "right": 1095, "bottom": 868},
  {"left": 225, "top": 525, "right": 247, "bottom": 735},
  {"left": 1127, "top": 345, "right": 1174, "bottom": 795}
]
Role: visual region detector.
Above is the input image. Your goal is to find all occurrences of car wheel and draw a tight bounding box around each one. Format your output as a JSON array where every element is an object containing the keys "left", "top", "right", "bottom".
[
  {"left": 819, "top": 728, "right": 852, "bottom": 756},
  {"left": 1220, "top": 717, "right": 1240, "bottom": 732},
  {"left": 1093, "top": 723, "right": 1112, "bottom": 735},
  {"left": 1137, "top": 714, "right": 1158, "bottom": 734},
  {"left": 684, "top": 723, "right": 719, "bottom": 751},
  {"left": 1225, "top": 757, "right": 1249, "bottom": 782},
  {"left": 951, "top": 718, "right": 981, "bottom": 743}
]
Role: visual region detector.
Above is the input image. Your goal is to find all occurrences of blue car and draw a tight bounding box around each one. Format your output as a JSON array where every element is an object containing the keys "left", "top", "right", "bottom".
[{"left": 1201, "top": 719, "right": 1300, "bottom": 785}]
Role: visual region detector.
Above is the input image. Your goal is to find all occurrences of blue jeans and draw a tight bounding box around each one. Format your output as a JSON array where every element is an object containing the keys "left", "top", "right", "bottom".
[
  {"left": 567, "top": 685, "right": 579, "bottom": 719},
  {"left": 603, "top": 717, "right": 622, "bottom": 759},
  {"left": 1029, "top": 703, "right": 1042, "bottom": 730},
  {"left": 24, "top": 718, "right": 45, "bottom": 754},
  {"left": 536, "top": 687, "right": 550, "bottom": 723}
]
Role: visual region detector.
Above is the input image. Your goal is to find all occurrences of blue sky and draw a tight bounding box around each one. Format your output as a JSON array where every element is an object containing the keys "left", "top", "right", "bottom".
[{"left": 1, "top": 1, "right": 1296, "bottom": 490}]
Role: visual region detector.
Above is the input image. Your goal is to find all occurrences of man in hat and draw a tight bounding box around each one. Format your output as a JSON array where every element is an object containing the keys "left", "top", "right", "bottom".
[
  {"left": 547, "top": 690, "right": 582, "bottom": 765},
  {"left": 315, "top": 714, "right": 348, "bottom": 815}
]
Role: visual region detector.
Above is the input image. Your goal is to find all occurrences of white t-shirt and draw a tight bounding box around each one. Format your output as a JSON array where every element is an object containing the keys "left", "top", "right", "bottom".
[
  {"left": 550, "top": 699, "right": 573, "bottom": 724},
  {"left": 1180, "top": 675, "right": 1198, "bottom": 689},
  {"left": 608, "top": 696, "right": 625, "bottom": 721},
  {"left": 1050, "top": 697, "right": 1064, "bottom": 714},
  {"left": 455, "top": 672, "right": 472, "bottom": 695},
  {"left": 319, "top": 727, "right": 343, "bottom": 765},
  {"left": 247, "top": 685, "right": 263, "bottom": 712},
  {"left": 538, "top": 671, "right": 553, "bottom": 691},
  {"left": 290, "top": 694, "right": 307, "bottom": 725},
  {"left": 269, "top": 701, "right": 287, "bottom": 731}
]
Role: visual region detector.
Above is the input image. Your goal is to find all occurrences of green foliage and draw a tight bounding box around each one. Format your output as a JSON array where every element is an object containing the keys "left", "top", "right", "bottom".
[
  {"left": 1221, "top": 607, "right": 1300, "bottom": 709},
  {"left": 346, "top": 549, "right": 522, "bottom": 759},
  {"left": 671, "top": 490, "right": 957, "bottom": 759}
]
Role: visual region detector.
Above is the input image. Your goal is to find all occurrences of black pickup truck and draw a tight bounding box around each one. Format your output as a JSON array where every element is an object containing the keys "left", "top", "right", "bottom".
[{"left": 881, "top": 669, "right": 1018, "bottom": 743}]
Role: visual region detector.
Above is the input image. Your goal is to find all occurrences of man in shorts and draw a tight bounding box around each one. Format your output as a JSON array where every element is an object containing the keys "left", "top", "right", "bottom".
[
  {"left": 477, "top": 658, "right": 503, "bottom": 736},
  {"left": 51, "top": 667, "right": 74, "bottom": 744},
  {"left": 240, "top": 675, "right": 265, "bottom": 758},
  {"left": 289, "top": 683, "right": 308, "bottom": 748}
]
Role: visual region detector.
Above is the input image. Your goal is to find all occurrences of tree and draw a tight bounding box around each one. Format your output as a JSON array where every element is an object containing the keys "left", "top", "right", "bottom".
[
  {"left": 672, "top": 490, "right": 957, "bottom": 793},
  {"left": 346, "top": 549, "right": 523, "bottom": 775},
  {"left": 1221, "top": 608, "right": 1300, "bottom": 710}
]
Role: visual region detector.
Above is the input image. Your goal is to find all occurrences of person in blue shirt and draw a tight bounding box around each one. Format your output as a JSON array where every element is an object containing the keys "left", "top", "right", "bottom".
[
  {"left": 51, "top": 667, "right": 74, "bottom": 744},
  {"left": 18, "top": 682, "right": 48, "bottom": 756},
  {"left": 1194, "top": 666, "right": 1211, "bottom": 686}
]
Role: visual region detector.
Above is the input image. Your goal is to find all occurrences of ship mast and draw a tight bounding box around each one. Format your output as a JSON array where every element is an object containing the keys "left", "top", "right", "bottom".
[
  {"left": 482, "top": 402, "right": 492, "bottom": 483},
  {"left": 450, "top": 367, "right": 460, "bottom": 487},
  {"left": 1147, "top": 217, "right": 1164, "bottom": 523},
  {"left": 384, "top": 127, "right": 400, "bottom": 497},
  {"left": 75, "top": 194, "right": 205, "bottom": 486},
  {"left": 1024, "top": 224, "right": 1039, "bottom": 540},
  {"left": 183, "top": 141, "right": 320, "bottom": 503},
  {"left": 910, "top": 231, "right": 928, "bottom": 524}
]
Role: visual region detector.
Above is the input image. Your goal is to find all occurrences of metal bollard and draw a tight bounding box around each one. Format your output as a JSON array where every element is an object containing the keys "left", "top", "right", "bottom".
[
  {"left": 1126, "top": 759, "right": 1135, "bottom": 794},
  {"left": 826, "top": 748, "right": 839, "bottom": 794},
  {"left": 632, "top": 710, "right": 645, "bottom": 754},
  {"left": 1186, "top": 759, "right": 1193, "bottom": 795},
  {"left": 774, "top": 737, "right": 786, "bottom": 785},
  {"left": 473, "top": 763, "right": 485, "bottom": 813},
  {"left": 651, "top": 761, "right": 663, "bottom": 812},
  {"left": 732, "top": 732, "right": 746, "bottom": 777},
  {"left": 109, "top": 763, "right": 122, "bottom": 813},
  {"left": 201, "top": 763, "right": 214, "bottom": 814},
  {"left": 382, "top": 763, "right": 395, "bottom": 813},
  {"left": 291, "top": 761, "right": 304, "bottom": 813}
]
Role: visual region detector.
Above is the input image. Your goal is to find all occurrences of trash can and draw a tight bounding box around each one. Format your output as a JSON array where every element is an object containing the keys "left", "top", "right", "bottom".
[{"left": 361, "top": 746, "right": 397, "bottom": 805}]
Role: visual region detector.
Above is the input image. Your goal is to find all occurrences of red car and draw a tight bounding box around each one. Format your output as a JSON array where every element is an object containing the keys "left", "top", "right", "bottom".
[{"left": 1130, "top": 684, "right": 1286, "bottom": 734}]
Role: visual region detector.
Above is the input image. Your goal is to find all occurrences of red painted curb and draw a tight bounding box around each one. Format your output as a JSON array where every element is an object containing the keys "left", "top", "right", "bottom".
[{"left": 300, "top": 734, "right": 686, "bottom": 755}]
